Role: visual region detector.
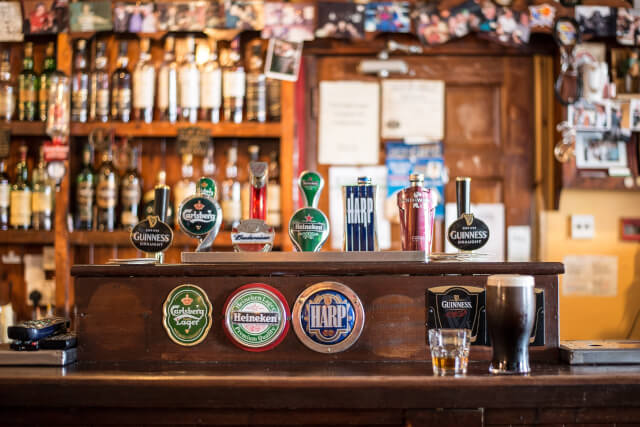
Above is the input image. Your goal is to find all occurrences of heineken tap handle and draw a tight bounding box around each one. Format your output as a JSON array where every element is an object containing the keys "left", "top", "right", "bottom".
[
  {"left": 154, "top": 184, "right": 170, "bottom": 223},
  {"left": 298, "top": 171, "right": 324, "bottom": 208},
  {"left": 249, "top": 161, "right": 268, "bottom": 220},
  {"left": 456, "top": 177, "right": 471, "bottom": 218}
]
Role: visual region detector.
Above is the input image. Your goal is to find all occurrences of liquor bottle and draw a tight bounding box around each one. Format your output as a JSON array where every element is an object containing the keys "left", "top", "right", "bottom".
[
  {"left": 221, "top": 145, "right": 241, "bottom": 229},
  {"left": 38, "top": 42, "right": 56, "bottom": 122},
  {"left": 133, "top": 37, "right": 155, "bottom": 123},
  {"left": 96, "top": 145, "right": 118, "bottom": 231},
  {"left": 111, "top": 41, "right": 132, "bottom": 123},
  {"left": 0, "top": 158, "right": 9, "bottom": 229},
  {"left": 178, "top": 36, "right": 200, "bottom": 123},
  {"left": 199, "top": 39, "right": 222, "bottom": 123},
  {"left": 397, "top": 173, "right": 436, "bottom": 252},
  {"left": 75, "top": 142, "right": 94, "bottom": 230},
  {"left": 202, "top": 143, "right": 216, "bottom": 184},
  {"left": 120, "top": 146, "right": 141, "bottom": 230},
  {"left": 245, "top": 39, "right": 266, "bottom": 123},
  {"left": 18, "top": 42, "right": 38, "bottom": 122},
  {"left": 10, "top": 145, "right": 30, "bottom": 230},
  {"left": 241, "top": 144, "right": 259, "bottom": 219},
  {"left": 31, "top": 146, "right": 53, "bottom": 231},
  {"left": 266, "top": 151, "right": 281, "bottom": 228},
  {"left": 267, "top": 78, "right": 281, "bottom": 122},
  {"left": 0, "top": 50, "right": 15, "bottom": 122},
  {"left": 222, "top": 38, "right": 245, "bottom": 123},
  {"left": 157, "top": 36, "right": 178, "bottom": 123},
  {"left": 89, "top": 41, "right": 110, "bottom": 123},
  {"left": 71, "top": 39, "right": 89, "bottom": 123},
  {"left": 173, "top": 153, "right": 196, "bottom": 224}
]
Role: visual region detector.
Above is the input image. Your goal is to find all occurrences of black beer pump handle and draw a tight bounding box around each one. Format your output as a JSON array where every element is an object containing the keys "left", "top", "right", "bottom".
[
  {"left": 154, "top": 185, "right": 170, "bottom": 223},
  {"left": 456, "top": 177, "right": 471, "bottom": 218}
]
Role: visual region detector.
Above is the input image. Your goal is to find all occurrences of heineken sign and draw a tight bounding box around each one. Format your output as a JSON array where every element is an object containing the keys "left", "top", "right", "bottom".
[
  {"left": 298, "top": 170, "right": 323, "bottom": 208},
  {"left": 130, "top": 215, "right": 173, "bottom": 253},
  {"left": 223, "top": 283, "right": 290, "bottom": 352},
  {"left": 162, "top": 284, "right": 212, "bottom": 347},
  {"left": 288, "top": 207, "right": 329, "bottom": 252},
  {"left": 447, "top": 213, "right": 490, "bottom": 251},
  {"left": 178, "top": 196, "right": 221, "bottom": 238}
]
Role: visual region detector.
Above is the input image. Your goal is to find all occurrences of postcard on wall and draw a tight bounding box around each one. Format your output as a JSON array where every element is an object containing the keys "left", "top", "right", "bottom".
[
  {"left": 528, "top": 4, "right": 555, "bottom": 29},
  {"left": 113, "top": 2, "right": 157, "bottom": 33},
  {"left": 445, "top": 202, "right": 505, "bottom": 261},
  {"left": 0, "top": 2, "right": 23, "bottom": 41},
  {"left": 382, "top": 79, "right": 444, "bottom": 142},
  {"left": 575, "top": 6, "right": 616, "bottom": 38},
  {"left": 575, "top": 131, "right": 628, "bottom": 169},
  {"left": 23, "top": 0, "right": 69, "bottom": 34},
  {"left": 69, "top": 1, "right": 112, "bottom": 32},
  {"left": 315, "top": 2, "right": 365, "bottom": 40},
  {"left": 318, "top": 81, "right": 380, "bottom": 165},
  {"left": 562, "top": 255, "right": 617, "bottom": 297},
  {"left": 567, "top": 100, "right": 610, "bottom": 131},
  {"left": 262, "top": 2, "right": 315, "bottom": 42},
  {"left": 156, "top": 1, "right": 208, "bottom": 32},
  {"left": 264, "top": 38, "right": 303, "bottom": 81},
  {"left": 364, "top": 2, "right": 410, "bottom": 33}
]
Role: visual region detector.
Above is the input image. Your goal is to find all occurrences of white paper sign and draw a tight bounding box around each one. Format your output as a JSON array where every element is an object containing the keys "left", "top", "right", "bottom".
[
  {"left": 562, "top": 255, "right": 618, "bottom": 296},
  {"left": 318, "top": 81, "right": 379, "bottom": 165},
  {"left": 382, "top": 79, "right": 444, "bottom": 142},
  {"left": 0, "top": 2, "right": 23, "bottom": 41},
  {"left": 507, "top": 225, "right": 531, "bottom": 262},
  {"left": 328, "top": 166, "right": 390, "bottom": 250},
  {"left": 445, "top": 203, "right": 505, "bottom": 261}
]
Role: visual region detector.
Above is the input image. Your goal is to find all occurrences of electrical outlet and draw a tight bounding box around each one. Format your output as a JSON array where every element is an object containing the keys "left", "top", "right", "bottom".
[{"left": 571, "top": 215, "right": 595, "bottom": 239}]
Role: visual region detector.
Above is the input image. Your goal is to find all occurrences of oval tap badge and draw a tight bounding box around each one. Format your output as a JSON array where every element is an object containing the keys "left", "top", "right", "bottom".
[
  {"left": 292, "top": 282, "right": 365, "bottom": 353},
  {"left": 223, "top": 283, "right": 290, "bottom": 352},
  {"left": 163, "top": 284, "right": 212, "bottom": 347}
]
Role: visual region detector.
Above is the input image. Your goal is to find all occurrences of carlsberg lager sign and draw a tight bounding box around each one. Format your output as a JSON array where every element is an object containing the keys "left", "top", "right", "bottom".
[{"left": 163, "top": 284, "right": 212, "bottom": 346}]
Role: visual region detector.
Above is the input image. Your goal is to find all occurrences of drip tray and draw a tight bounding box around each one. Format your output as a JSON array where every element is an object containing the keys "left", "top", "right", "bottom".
[{"left": 560, "top": 340, "right": 640, "bottom": 365}]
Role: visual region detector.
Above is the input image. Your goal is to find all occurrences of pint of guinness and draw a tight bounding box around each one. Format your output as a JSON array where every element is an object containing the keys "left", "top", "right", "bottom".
[{"left": 486, "top": 275, "right": 535, "bottom": 375}]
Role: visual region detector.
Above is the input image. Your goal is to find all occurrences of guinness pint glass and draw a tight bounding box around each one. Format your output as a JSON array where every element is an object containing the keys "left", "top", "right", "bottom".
[{"left": 486, "top": 275, "right": 535, "bottom": 374}]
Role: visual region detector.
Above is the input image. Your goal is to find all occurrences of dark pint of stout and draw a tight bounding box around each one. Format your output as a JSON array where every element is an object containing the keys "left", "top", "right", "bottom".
[{"left": 486, "top": 274, "right": 535, "bottom": 374}]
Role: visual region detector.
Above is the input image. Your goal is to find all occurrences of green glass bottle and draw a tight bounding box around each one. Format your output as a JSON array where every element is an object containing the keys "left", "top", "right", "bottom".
[
  {"left": 39, "top": 42, "right": 56, "bottom": 122},
  {"left": 96, "top": 144, "right": 118, "bottom": 231},
  {"left": 18, "top": 42, "right": 38, "bottom": 121},
  {"left": 10, "top": 145, "right": 31, "bottom": 229},
  {"left": 75, "top": 143, "right": 94, "bottom": 230}
]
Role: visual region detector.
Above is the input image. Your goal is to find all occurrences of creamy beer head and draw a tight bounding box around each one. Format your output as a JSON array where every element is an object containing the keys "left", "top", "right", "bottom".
[{"left": 487, "top": 275, "right": 534, "bottom": 288}]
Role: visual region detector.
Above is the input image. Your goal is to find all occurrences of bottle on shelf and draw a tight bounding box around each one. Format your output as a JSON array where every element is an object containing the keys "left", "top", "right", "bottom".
[
  {"left": 39, "top": 42, "right": 56, "bottom": 123},
  {"left": 0, "top": 158, "right": 9, "bottom": 229},
  {"left": 202, "top": 142, "right": 216, "bottom": 186},
  {"left": 71, "top": 39, "right": 89, "bottom": 123},
  {"left": 120, "top": 145, "right": 142, "bottom": 231},
  {"left": 133, "top": 37, "right": 156, "bottom": 124},
  {"left": 90, "top": 40, "right": 110, "bottom": 123},
  {"left": 10, "top": 145, "right": 31, "bottom": 230},
  {"left": 267, "top": 78, "right": 281, "bottom": 122},
  {"left": 0, "top": 50, "right": 15, "bottom": 122},
  {"left": 31, "top": 146, "right": 53, "bottom": 231},
  {"left": 199, "top": 39, "right": 222, "bottom": 124},
  {"left": 221, "top": 144, "right": 241, "bottom": 230},
  {"left": 245, "top": 39, "right": 266, "bottom": 123},
  {"left": 18, "top": 42, "right": 38, "bottom": 122},
  {"left": 96, "top": 143, "right": 118, "bottom": 231},
  {"left": 241, "top": 144, "right": 259, "bottom": 220},
  {"left": 75, "top": 142, "right": 94, "bottom": 231},
  {"left": 221, "top": 37, "right": 245, "bottom": 124},
  {"left": 173, "top": 153, "right": 196, "bottom": 226},
  {"left": 157, "top": 35, "right": 178, "bottom": 123},
  {"left": 111, "top": 41, "right": 132, "bottom": 123},
  {"left": 179, "top": 36, "right": 200, "bottom": 123},
  {"left": 267, "top": 151, "right": 281, "bottom": 228}
]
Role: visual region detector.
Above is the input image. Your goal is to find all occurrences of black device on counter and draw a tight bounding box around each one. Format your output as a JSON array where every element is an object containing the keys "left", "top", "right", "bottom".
[
  {"left": 7, "top": 317, "right": 70, "bottom": 342},
  {"left": 39, "top": 332, "right": 77, "bottom": 350},
  {"left": 10, "top": 340, "right": 39, "bottom": 351}
]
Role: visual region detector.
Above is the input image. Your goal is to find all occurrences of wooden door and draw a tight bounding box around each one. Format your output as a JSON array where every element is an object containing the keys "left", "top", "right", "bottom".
[{"left": 312, "top": 54, "right": 534, "bottom": 254}]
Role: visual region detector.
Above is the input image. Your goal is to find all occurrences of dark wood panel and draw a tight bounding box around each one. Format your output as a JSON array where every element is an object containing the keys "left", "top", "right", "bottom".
[
  {"left": 0, "top": 230, "right": 54, "bottom": 244},
  {"left": 71, "top": 122, "right": 282, "bottom": 139}
]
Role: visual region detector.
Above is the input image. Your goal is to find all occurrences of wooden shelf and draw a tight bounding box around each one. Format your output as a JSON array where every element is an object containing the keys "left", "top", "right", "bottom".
[
  {"left": 70, "top": 121, "right": 282, "bottom": 139},
  {"left": 0, "top": 230, "right": 54, "bottom": 244},
  {"left": 0, "top": 122, "right": 47, "bottom": 136}
]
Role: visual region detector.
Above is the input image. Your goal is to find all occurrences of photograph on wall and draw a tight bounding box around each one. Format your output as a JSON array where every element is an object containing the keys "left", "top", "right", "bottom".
[
  {"left": 113, "top": 2, "right": 157, "bottom": 33},
  {"left": 445, "top": 1, "right": 475, "bottom": 39},
  {"left": 414, "top": 5, "right": 450, "bottom": 45},
  {"left": 575, "top": 131, "right": 628, "bottom": 169},
  {"left": 575, "top": 6, "right": 616, "bottom": 38},
  {"left": 265, "top": 38, "right": 303, "bottom": 81},
  {"left": 204, "top": 0, "right": 225, "bottom": 29},
  {"left": 616, "top": 8, "right": 640, "bottom": 45},
  {"left": 315, "top": 2, "right": 364, "bottom": 39},
  {"left": 629, "top": 98, "right": 640, "bottom": 130},
  {"left": 528, "top": 4, "right": 555, "bottom": 29},
  {"left": 262, "top": 2, "right": 315, "bottom": 42},
  {"left": 568, "top": 100, "right": 611, "bottom": 131},
  {"left": 69, "top": 0, "right": 112, "bottom": 32},
  {"left": 156, "top": 1, "right": 207, "bottom": 31},
  {"left": 481, "top": 7, "right": 530, "bottom": 47},
  {"left": 23, "top": 0, "right": 69, "bottom": 34},
  {"left": 0, "top": 1, "right": 23, "bottom": 40},
  {"left": 224, "top": 0, "right": 263, "bottom": 30},
  {"left": 468, "top": 0, "right": 497, "bottom": 32},
  {"left": 364, "top": 2, "right": 410, "bottom": 33}
]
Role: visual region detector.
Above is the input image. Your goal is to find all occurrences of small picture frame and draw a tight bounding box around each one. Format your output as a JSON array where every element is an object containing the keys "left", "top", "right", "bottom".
[
  {"left": 69, "top": 0, "right": 112, "bottom": 32},
  {"left": 568, "top": 100, "right": 611, "bottom": 131},
  {"left": 224, "top": 0, "right": 264, "bottom": 30},
  {"left": 23, "top": 0, "right": 69, "bottom": 34},
  {"left": 364, "top": 2, "right": 410, "bottom": 33},
  {"left": 156, "top": 1, "right": 208, "bottom": 32},
  {"left": 262, "top": 2, "right": 315, "bottom": 42},
  {"left": 315, "top": 2, "right": 365, "bottom": 40},
  {"left": 575, "top": 6, "right": 616, "bottom": 38},
  {"left": 113, "top": 2, "right": 157, "bottom": 33},
  {"left": 575, "top": 131, "right": 628, "bottom": 169},
  {"left": 264, "top": 38, "right": 303, "bottom": 82},
  {"left": 621, "top": 218, "right": 640, "bottom": 241}
]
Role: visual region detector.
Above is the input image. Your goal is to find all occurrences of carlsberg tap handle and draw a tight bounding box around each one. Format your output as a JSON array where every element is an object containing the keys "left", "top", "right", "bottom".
[
  {"left": 154, "top": 184, "right": 170, "bottom": 223},
  {"left": 456, "top": 177, "right": 471, "bottom": 218},
  {"left": 198, "top": 177, "right": 216, "bottom": 199},
  {"left": 298, "top": 171, "right": 324, "bottom": 208}
]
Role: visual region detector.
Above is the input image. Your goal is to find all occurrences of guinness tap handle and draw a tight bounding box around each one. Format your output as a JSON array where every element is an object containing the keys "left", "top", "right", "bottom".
[
  {"left": 456, "top": 177, "right": 471, "bottom": 218},
  {"left": 154, "top": 185, "right": 170, "bottom": 223}
]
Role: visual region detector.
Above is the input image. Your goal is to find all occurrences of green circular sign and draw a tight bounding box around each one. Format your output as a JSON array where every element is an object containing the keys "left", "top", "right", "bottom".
[
  {"left": 162, "top": 284, "right": 212, "bottom": 347},
  {"left": 288, "top": 207, "right": 330, "bottom": 252},
  {"left": 178, "top": 195, "right": 221, "bottom": 238}
]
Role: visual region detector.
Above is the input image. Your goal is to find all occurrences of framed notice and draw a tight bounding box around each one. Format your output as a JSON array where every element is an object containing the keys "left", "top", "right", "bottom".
[
  {"left": 381, "top": 79, "right": 444, "bottom": 142},
  {"left": 318, "top": 81, "right": 379, "bottom": 165},
  {"left": 0, "top": 2, "right": 23, "bottom": 41}
]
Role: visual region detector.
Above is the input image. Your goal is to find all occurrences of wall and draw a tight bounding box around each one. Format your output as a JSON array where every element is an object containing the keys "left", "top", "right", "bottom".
[{"left": 540, "top": 189, "right": 640, "bottom": 340}]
